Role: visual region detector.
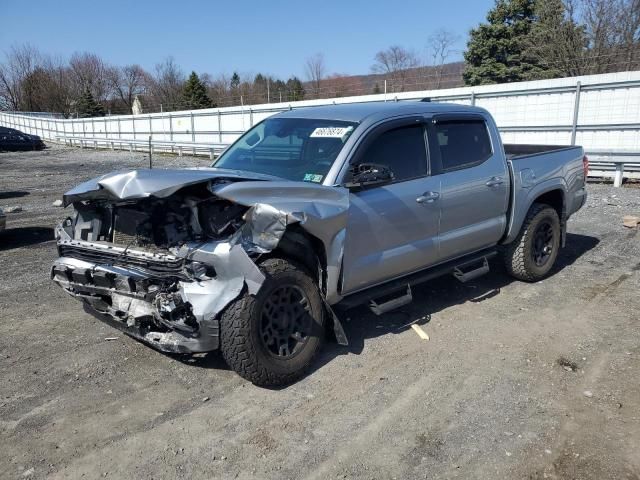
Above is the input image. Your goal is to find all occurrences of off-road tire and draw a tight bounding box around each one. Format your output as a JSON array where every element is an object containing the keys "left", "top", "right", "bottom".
[
  {"left": 503, "top": 203, "right": 561, "bottom": 282},
  {"left": 219, "top": 258, "right": 325, "bottom": 387}
]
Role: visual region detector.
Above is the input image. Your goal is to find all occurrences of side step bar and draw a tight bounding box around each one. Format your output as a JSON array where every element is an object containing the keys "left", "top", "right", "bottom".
[
  {"left": 369, "top": 286, "right": 412, "bottom": 316},
  {"left": 453, "top": 257, "right": 490, "bottom": 283},
  {"left": 337, "top": 248, "right": 497, "bottom": 312}
]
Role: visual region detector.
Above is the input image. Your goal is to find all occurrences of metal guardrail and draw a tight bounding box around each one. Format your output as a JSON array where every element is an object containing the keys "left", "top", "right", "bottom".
[
  {"left": 56, "top": 135, "right": 229, "bottom": 159},
  {"left": 53, "top": 134, "right": 640, "bottom": 187},
  {"left": 586, "top": 150, "right": 640, "bottom": 187}
]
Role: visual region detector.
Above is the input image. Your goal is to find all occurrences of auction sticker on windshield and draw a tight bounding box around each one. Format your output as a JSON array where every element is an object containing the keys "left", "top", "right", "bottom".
[{"left": 310, "top": 126, "right": 353, "bottom": 140}]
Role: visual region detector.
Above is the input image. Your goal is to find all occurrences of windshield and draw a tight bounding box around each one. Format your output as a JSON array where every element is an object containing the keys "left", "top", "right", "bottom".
[{"left": 213, "top": 117, "right": 357, "bottom": 183}]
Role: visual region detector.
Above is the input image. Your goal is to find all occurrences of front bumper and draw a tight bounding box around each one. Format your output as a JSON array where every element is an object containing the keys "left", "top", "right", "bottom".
[
  {"left": 51, "top": 230, "right": 266, "bottom": 354},
  {"left": 52, "top": 256, "right": 220, "bottom": 353}
]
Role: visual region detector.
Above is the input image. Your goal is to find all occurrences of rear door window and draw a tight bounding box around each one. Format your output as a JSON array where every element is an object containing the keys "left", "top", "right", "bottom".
[{"left": 432, "top": 119, "right": 492, "bottom": 171}]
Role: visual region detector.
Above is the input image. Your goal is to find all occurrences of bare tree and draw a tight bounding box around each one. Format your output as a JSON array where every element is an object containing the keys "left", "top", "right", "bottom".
[
  {"left": 616, "top": 0, "right": 640, "bottom": 70},
  {"left": 427, "top": 30, "right": 460, "bottom": 88},
  {"left": 69, "top": 52, "right": 110, "bottom": 102},
  {"left": 107, "top": 64, "right": 149, "bottom": 112},
  {"left": 148, "top": 57, "right": 185, "bottom": 111},
  {"left": 24, "top": 56, "right": 74, "bottom": 115},
  {"left": 305, "top": 53, "right": 326, "bottom": 98},
  {"left": 578, "top": 0, "right": 640, "bottom": 72},
  {"left": 0, "top": 44, "right": 42, "bottom": 110},
  {"left": 371, "top": 45, "right": 420, "bottom": 92}
]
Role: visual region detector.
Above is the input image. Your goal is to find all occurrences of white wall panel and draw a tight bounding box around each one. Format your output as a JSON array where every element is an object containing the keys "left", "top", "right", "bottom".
[{"left": 1, "top": 71, "right": 639, "bottom": 155}]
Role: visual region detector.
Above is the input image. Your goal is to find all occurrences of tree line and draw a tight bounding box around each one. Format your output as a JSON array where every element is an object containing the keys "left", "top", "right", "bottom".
[
  {"left": 0, "top": 48, "right": 308, "bottom": 117},
  {"left": 463, "top": 0, "right": 639, "bottom": 85},
  {"left": 0, "top": 0, "right": 637, "bottom": 116}
]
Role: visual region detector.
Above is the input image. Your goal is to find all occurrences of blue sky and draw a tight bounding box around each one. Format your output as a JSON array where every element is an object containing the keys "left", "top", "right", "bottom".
[{"left": 1, "top": 0, "right": 496, "bottom": 79}]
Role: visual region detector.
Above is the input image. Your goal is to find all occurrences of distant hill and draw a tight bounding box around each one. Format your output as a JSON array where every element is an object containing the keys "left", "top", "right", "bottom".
[{"left": 303, "top": 62, "right": 465, "bottom": 100}]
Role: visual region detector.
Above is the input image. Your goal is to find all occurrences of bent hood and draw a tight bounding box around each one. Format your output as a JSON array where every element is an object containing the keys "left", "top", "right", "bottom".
[
  {"left": 63, "top": 167, "right": 280, "bottom": 206},
  {"left": 62, "top": 166, "right": 351, "bottom": 304}
]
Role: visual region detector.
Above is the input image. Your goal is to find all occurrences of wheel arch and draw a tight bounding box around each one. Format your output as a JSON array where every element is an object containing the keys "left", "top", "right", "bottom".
[
  {"left": 503, "top": 179, "right": 568, "bottom": 246},
  {"left": 269, "top": 225, "right": 348, "bottom": 346},
  {"left": 271, "top": 225, "right": 327, "bottom": 294}
]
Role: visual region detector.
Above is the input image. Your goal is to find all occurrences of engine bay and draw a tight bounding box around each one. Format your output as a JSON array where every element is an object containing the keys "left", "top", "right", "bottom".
[{"left": 68, "top": 184, "right": 248, "bottom": 250}]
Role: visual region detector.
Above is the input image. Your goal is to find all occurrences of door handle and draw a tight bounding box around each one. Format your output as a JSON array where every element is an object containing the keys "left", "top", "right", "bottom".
[
  {"left": 486, "top": 176, "right": 504, "bottom": 187},
  {"left": 416, "top": 191, "right": 440, "bottom": 204}
]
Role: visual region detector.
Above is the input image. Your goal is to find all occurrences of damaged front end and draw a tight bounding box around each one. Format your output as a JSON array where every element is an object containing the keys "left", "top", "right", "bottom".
[{"left": 52, "top": 168, "right": 349, "bottom": 354}]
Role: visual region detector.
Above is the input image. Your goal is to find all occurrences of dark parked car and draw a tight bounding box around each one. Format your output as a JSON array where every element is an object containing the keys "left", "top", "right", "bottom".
[{"left": 0, "top": 127, "right": 45, "bottom": 151}]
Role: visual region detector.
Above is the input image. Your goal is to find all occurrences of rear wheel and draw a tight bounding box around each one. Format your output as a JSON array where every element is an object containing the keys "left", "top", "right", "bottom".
[
  {"left": 503, "top": 203, "right": 561, "bottom": 282},
  {"left": 219, "top": 257, "right": 325, "bottom": 386}
]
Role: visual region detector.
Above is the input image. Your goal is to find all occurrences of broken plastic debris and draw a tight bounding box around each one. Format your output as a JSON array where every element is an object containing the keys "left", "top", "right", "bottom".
[
  {"left": 623, "top": 215, "right": 640, "bottom": 228},
  {"left": 411, "top": 324, "right": 430, "bottom": 341}
]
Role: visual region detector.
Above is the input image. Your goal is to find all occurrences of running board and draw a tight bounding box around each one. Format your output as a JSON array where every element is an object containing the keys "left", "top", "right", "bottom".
[
  {"left": 369, "top": 285, "right": 412, "bottom": 315},
  {"left": 453, "top": 257, "right": 490, "bottom": 283},
  {"left": 336, "top": 248, "right": 497, "bottom": 311}
]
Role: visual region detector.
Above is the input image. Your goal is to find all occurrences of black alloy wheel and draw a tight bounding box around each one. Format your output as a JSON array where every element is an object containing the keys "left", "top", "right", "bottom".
[{"left": 260, "top": 285, "right": 313, "bottom": 358}]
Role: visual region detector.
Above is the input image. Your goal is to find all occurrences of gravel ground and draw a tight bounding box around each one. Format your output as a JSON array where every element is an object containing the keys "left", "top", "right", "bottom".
[{"left": 1, "top": 145, "right": 639, "bottom": 480}]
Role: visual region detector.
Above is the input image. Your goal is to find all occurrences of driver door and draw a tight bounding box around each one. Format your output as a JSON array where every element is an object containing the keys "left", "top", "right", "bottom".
[{"left": 341, "top": 118, "right": 441, "bottom": 294}]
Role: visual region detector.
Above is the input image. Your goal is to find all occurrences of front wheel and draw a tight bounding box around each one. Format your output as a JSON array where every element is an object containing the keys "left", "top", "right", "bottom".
[
  {"left": 503, "top": 203, "right": 561, "bottom": 282},
  {"left": 219, "top": 257, "right": 325, "bottom": 386}
]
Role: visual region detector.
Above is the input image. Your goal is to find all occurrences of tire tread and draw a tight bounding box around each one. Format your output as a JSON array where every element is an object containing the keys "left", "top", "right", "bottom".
[
  {"left": 219, "top": 258, "right": 322, "bottom": 386},
  {"left": 504, "top": 203, "right": 559, "bottom": 282}
]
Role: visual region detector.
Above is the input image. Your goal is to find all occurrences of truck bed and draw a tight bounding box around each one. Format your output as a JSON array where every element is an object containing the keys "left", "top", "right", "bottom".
[
  {"left": 502, "top": 143, "right": 586, "bottom": 245},
  {"left": 504, "top": 144, "right": 578, "bottom": 161}
]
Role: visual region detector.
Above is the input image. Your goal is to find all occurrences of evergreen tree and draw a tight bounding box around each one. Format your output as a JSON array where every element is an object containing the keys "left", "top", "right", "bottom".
[
  {"left": 463, "top": 0, "right": 544, "bottom": 85},
  {"left": 230, "top": 72, "right": 241, "bottom": 104},
  {"left": 230, "top": 72, "right": 241, "bottom": 90},
  {"left": 181, "top": 71, "right": 214, "bottom": 109},
  {"left": 76, "top": 87, "right": 105, "bottom": 118},
  {"left": 285, "top": 76, "right": 305, "bottom": 101}
]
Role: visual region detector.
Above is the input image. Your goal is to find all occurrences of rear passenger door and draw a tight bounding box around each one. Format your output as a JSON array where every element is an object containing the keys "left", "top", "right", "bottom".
[{"left": 428, "top": 114, "right": 509, "bottom": 261}]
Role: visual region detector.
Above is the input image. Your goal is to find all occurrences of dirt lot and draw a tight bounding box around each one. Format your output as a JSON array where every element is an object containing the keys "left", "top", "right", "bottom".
[{"left": 1, "top": 145, "right": 639, "bottom": 480}]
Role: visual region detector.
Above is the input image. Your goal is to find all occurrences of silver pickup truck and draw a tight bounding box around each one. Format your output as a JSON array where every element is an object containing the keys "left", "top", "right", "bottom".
[{"left": 52, "top": 102, "right": 587, "bottom": 385}]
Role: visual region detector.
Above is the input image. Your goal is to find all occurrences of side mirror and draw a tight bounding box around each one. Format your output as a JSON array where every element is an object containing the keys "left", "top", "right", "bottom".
[{"left": 345, "top": 163, "right": 394, "bottom": 188}]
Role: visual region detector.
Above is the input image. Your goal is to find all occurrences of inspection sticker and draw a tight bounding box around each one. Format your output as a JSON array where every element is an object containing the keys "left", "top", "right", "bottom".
[
  {"left": 303, "top": 173, "right": 324, "bottom": 183},
  {"left": 310, "top": 126, "right": 353, "bottom": 140}
]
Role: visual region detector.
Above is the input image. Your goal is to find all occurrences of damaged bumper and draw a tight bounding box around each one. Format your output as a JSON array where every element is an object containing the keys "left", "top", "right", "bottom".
[
  {"left": 52, "top": 228, "right": 264, "bottom": 353},
  {"left": 51, "top": 167, "right": 351, "bottom": 354}
]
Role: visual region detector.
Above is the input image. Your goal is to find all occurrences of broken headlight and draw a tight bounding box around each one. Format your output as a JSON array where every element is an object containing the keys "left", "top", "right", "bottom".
[
  {"left": 185, "top": 261, "right": 215, "bottom": 280},
  {"left": 198, "top": 199, "right": 246, "bottom": 239}
]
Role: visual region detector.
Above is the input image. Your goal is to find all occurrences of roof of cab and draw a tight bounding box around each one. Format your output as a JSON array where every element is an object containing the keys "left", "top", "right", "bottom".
[{"left": 274, "top": 101, "right": 486, "bottom": 123}]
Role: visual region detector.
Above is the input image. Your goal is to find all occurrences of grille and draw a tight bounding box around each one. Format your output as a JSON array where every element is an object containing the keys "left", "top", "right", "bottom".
[
  {"left": 112, "top": 208, "right": 152, "bottom": 246},
  {"left": 59, "top": 244, "right": 186, "bottom": 277}
]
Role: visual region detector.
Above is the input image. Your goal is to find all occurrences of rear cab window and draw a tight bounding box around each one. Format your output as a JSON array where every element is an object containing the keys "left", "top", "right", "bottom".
[{"left": 430, "top": 118, "right": 493, "bottom": 172}]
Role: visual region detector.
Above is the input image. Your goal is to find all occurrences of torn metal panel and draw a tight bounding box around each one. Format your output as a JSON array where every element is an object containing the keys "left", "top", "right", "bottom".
[
  {"left": 212, "top": 180, "right": 350, "bottom": 303},
  {"left": 177, "top": 242, "right": 266, "bottom": 296}
]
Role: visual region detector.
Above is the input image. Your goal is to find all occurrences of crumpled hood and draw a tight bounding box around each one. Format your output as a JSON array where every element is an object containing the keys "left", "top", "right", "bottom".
[
  {"left": 63, "top": 167, "right": 279, "bottom": 206},
  {"left": 61, "top": 165, "right": 351, "bottom": 305}
]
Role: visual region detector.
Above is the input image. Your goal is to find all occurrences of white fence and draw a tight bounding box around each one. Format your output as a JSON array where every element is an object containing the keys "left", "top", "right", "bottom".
[{"left": 2, "top": 70, "right": 640, "bottom": 183}]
